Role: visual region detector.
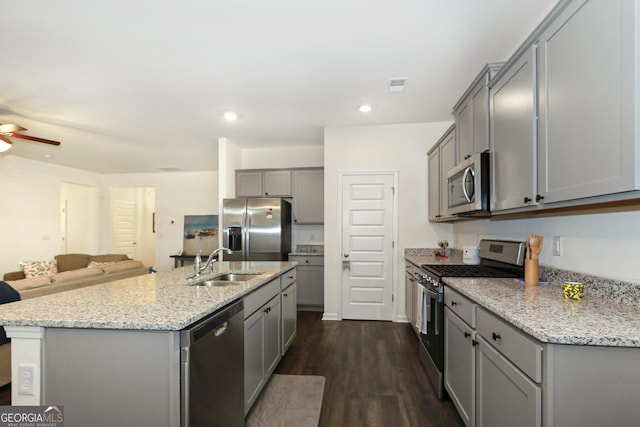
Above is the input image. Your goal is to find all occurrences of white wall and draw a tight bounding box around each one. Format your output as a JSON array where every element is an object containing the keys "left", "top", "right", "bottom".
[
  {"left": 102, "top": 171, "right": 218, "bottom": 272},
  {"left": 324, "top": 122, "right": 454, "bottom": 320},
  {"left": 242, "top": 145, "right": 323, "bottom": 169},
  {"left": 60, "top": 182, "right": 99, "bottom": 254},
  {"left": 0, "top": 155, "right": 101, "bottom": 274},
  {"left": 453, "top": 207, "right": 640, "bottom": 283}
]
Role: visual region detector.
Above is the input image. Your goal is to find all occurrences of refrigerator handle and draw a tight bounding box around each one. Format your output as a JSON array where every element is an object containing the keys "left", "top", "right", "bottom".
[{"left": 244, "top": 213, "right": 251, "bottom": 260}]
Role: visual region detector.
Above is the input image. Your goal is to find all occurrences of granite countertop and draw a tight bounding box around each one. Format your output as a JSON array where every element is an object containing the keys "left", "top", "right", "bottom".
[
  {"left": 444, "top": 277, "right": 640, "bottom": 348},
  {"left": 405, "top": 253, "right": 464, "bottom": 267},
  {"left": 0, "top": 261, "right": 296, "bottom": 331}
]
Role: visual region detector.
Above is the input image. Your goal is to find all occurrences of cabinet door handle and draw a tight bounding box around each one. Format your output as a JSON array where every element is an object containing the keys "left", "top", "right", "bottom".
[
  {"left": 283, "top": 293, "right": 288, "bottom": 297},
  {"left": 464, "top": 332, "right": 471, "bottom": 338},
  {"left": 536, "top": 194, "right": 545, "bottom": 202},
  {"left": 451, "top": 301, "right": 458, "bottom": 306},
  {"left": 472, "top": 339, "right": 478, "bottom": 347},
  {"left": 492, "top": 332, "right": 501, "bottom": 341},
  {"left": 523, "top": 196, "right": 532, "bottom": 203}
]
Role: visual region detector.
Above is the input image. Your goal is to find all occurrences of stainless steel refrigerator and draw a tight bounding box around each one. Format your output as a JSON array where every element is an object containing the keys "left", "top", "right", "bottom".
[{"left": 222, "top": 198, "right": 292, "bottom": 261}]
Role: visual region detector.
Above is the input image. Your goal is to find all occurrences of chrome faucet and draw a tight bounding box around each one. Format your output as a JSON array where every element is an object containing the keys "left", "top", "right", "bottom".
[{"left": 200, "top": 247, "right": 232, "bottom": 275}]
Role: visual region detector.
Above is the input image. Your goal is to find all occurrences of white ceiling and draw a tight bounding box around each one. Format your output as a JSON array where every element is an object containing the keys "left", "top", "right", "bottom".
[{"left": 0, "top": 0, "right": 557, "bottom": 174}]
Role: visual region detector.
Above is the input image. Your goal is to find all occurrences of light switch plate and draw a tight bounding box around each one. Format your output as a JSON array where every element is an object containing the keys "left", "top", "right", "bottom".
[{"left": 552, "top": 236, "right": 562, "bottom": 256}]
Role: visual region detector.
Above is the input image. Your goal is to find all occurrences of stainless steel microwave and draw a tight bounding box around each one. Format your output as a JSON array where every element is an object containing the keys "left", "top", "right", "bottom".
[{"left": 446, "top": 152, "right": 490, "bottom": 216}]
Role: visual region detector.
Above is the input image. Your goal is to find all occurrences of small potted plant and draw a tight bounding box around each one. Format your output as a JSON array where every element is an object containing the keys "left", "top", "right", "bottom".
[{"left": 437, "top": 240, "right": 449, "bottom": 257}]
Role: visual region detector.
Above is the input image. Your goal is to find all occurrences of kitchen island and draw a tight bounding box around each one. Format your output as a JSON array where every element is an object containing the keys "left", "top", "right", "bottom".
[
  {"left": 443, "top": 277, "right": 640, "bottom": 427},
  {"left": 0, "top": 261, "right": 296, "bottom": 427}
]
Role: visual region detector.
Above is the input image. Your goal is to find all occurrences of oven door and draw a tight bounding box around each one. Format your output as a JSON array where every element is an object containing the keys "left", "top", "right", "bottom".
[{"left": 419, "top": 283, "right": 444, "bottom": 372}]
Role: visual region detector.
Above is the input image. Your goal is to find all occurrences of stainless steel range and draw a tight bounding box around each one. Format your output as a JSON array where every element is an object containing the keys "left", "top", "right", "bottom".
[{"left": 415, "top": 239, "right": 525, "bottom": 399}]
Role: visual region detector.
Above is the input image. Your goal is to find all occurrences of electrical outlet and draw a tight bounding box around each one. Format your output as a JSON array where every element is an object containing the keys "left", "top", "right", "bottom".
[
  {"left": 552, "top": 236, "right": 562, "bottom": 256},
  {"left": 18, "top": 364, "right": 35, "bottom": 396}
]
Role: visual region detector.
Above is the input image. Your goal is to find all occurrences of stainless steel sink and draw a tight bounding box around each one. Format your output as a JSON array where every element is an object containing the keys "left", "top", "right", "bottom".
[
  {"left": 189, "top": 272, "right": 262, "bottom": 287},
  {"left": 213, "top": 273, "right": 262, "bottom": 282}
]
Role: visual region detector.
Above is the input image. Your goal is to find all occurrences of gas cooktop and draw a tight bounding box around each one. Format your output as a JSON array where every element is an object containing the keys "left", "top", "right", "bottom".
[{"left": 420, "top": 263, "right": 521, "bottom": 278}]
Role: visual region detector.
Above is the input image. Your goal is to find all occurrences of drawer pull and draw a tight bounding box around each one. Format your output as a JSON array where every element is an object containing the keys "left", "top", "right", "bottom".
[
  {"left": 492, "top": 332, "right": 501, "bottom": 341},
  {"left": 451, "top": 300, "right": 458, "bottom": 306}
]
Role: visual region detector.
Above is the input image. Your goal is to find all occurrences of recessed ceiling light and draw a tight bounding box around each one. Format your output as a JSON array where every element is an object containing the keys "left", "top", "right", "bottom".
[
  {"left": 43, "top": 154, "right": 53, "bottom": 159},
  {"left": 223, "top": 111, "right": 238, "bottom": 121},
  {"left": 359, "top": 104, "right": 372, "bottom": 113}
]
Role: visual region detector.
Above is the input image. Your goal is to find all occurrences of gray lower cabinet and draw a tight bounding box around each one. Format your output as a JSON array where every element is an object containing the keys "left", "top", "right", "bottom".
[
  {"left": 243, "top": 277, "right": 284, "bottom": 415},
  {"left": 445, "top": 286, "right": 640, "bottom": 427},
  {"left": 444, "top": 287, "right": 477, "bottom": 427},
  {"left": 289, "top": 255, "right": 323, "bottom": 310},
  {"left": 281, "top": 271, "right": 297, "bottom": 355},
  {"left": 404, "top": 261, "right": 420, "bottom": 335},
  {"left": 476, "top": 335, "right": 541, "bottom": 427},
  {"left": 476, "top": 307, "right": 543, "bottom": 427}
]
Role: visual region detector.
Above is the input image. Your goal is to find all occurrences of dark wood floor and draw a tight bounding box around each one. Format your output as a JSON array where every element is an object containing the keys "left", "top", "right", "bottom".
[
  {"left": 0, "top": 383, "right": 9, "bottom": 405},
  {"left": 0, "top": 313, "right": 465, "bottom": 427},
  {"left": 275, "top": 311, "right": 465, "bottom": 427}
]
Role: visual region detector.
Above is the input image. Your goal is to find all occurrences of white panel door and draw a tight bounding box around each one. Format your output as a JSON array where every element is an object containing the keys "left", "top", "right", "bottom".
[
  {"left": 113, "top": 201, "right": 137, "bottom": 259},
  {"left": 341, "top": 172, "right": 396, "bottom": 320}
]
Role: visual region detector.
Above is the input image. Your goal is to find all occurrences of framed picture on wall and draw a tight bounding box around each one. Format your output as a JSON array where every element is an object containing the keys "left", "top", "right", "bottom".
[{"left": 183, "top": 215, "right": 218, "bottom": 256}]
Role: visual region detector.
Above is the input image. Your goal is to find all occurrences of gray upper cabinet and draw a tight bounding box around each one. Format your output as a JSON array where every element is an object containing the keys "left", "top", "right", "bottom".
[
  {"left": 236, "top": 170, "right": 264, "bottom": 197},
  {"left": 490, "top": 0, "right": 640, "bottom": 214},
  {"left": 453, "top": 63, "right": 503, "bottom": 163},
  {"left": 292, "top": 168, "right": 324, "bottom": 224},
  {"left": 490, "top": 47, "right": 537, "bottom": 212},
  {"left": 236, "top": 169, "right": 292, "bottom": 197},
  {"left": 428, "top": 124, "right": 457, "bottom": 222},
  {"left": 537, "top": 0, "right": 639, "bottom": 204}
]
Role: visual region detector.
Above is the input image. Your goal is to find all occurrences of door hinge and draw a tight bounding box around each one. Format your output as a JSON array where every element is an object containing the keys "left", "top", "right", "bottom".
[
  {"left": 391, "top": 186, "right": 396, "bottom": 195},
  {"left": 392, "top": 294, "right": 394, "bottom": 302},
  {"left": 392, "top": 241, "right": 395, "bottom": 249}
]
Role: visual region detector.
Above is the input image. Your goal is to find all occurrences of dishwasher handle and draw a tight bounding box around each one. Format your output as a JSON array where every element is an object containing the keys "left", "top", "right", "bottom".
[{"left": 181, "top": 300, "right": 243, "bottom": 345}]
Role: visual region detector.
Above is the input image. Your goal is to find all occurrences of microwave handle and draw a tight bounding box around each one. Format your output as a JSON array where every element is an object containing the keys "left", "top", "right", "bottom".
[{"left": 462, "top": 166, "right": 474, "bottom": 203}]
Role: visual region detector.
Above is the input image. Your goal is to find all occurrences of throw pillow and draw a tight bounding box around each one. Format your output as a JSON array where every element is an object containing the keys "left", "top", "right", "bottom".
[
  {"left": 19, "top": 260, "right": 58, "bottom": 279},
  {"left": 87, "top": 261, "right": 114, "bottom": 268}
]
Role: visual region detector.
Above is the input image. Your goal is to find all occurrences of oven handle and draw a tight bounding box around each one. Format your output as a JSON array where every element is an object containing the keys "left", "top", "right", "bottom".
[{"left": 419, "top": 283, "right": 443, "bottom": 336}]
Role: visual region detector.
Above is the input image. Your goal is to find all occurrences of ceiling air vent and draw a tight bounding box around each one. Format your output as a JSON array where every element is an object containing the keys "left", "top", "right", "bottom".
[{"left": 388, "top": 78, "right": 408, "bottom": 93}]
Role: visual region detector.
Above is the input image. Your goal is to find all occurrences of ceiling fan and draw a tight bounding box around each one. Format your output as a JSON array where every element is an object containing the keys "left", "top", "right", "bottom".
[{"left": 0, "top": 123, "right": 61, "bottom": 153}]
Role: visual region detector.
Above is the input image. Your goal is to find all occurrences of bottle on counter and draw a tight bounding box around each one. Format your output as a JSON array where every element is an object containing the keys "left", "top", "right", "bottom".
[{"left": 194, "top": 250, "right": 202, "bottom": 276}]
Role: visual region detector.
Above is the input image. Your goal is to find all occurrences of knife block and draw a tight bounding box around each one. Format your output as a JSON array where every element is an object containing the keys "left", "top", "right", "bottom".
[{"left": 524, "top": 259, "right": 539, "bottom": 286}]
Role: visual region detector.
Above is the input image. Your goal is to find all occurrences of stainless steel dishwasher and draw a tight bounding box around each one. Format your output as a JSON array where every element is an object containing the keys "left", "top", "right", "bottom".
[{"left": 180, "top": 299, "right": 244, "bottom": 427}]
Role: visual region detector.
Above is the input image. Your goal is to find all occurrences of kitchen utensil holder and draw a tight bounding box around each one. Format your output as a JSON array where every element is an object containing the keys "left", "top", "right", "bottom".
[{"left": 524, "top": 259, "right": 539, "bottom": 286}]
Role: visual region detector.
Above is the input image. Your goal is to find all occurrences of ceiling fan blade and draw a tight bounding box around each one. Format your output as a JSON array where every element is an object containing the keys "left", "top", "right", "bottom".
[
  {"left": 0, "top": 134, "right": 12, "bottom": 152},
  {"left": 0, "top": 123, "right": 28, "bottom": 133},
  {"left": 9, "top": 133, "right": 61, "bottom": 146}
]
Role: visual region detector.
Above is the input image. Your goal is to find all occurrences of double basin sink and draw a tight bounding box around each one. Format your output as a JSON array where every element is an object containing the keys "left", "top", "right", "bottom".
[{"left": 188, "top": 272, "right": 263, "bottom": 287}]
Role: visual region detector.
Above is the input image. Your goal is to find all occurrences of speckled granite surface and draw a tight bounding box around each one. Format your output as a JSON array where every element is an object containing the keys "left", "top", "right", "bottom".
[
  {"left": 0, "top": 261, "right": 296, "bottom": 331},
  {"left": 405, "top": 247, "right": 640, "bottom": 348},
  {"left": 444, "top": 277, "right": 640, "bottom": 348},
  {"left": 289, "top": 244, "right": 324, "bottom": 256}
]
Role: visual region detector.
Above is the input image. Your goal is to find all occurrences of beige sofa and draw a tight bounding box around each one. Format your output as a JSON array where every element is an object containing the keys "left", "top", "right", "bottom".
[
  {"left": 0, "top": 253, "right": 149, "bottom": 387},
  {"left": 3, "top": 253, "right": 149, "bottom": 300}
]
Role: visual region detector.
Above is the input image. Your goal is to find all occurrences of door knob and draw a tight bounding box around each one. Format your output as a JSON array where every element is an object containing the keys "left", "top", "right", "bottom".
[{"left": 343, "top": 253, "right": 349, "bottom": 258}]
